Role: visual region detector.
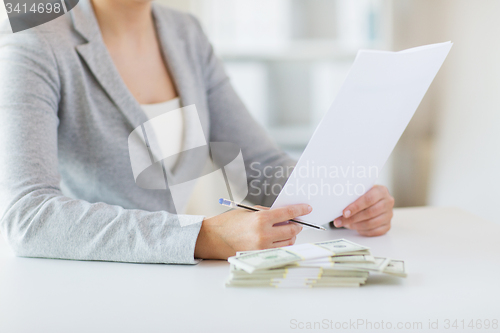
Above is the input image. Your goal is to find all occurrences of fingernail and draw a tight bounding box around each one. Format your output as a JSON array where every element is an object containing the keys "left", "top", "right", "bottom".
[
  {"left": 334, "top": 219, "right": 342, "bottom": 227},
  {"left": 307, "top": 205, "right": 312, "bottom": 213},
  {"left": 344, "top": 210, "right": 351, "bottom": 218}
]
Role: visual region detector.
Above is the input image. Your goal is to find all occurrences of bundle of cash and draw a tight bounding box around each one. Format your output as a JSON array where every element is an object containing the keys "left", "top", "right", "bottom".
[{"left": 225, "top": 239, "right": 407, "bottom": 288}]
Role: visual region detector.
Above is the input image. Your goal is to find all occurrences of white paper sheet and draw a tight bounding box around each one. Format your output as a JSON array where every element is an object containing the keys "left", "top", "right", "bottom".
[{"left": 271, "top": 42, "right": 453, "bottom": 224}]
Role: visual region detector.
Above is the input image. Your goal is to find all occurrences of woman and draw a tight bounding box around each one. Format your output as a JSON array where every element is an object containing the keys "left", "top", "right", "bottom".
[{"left": 0, "top": 0, "right": 394, "bottom": 263}]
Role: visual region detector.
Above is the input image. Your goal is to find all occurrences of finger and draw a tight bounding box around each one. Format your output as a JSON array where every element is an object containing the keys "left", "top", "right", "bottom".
[
  {"left": 261, "top": 204, "right": 312, "bottom": 225},
  {"left": 335, "top": 199, "right": 392, "bottom": 227},
  {"left": 343, "top": 223, "right": 354, "bottom": 230},
  {"left": 254, "top": 205, "right": 269, "bottom": 210},
  {"left": 271, "top": 236, "right": 297, "bottom": 248},
  {"left": 342, "top": 185, "right": 388, "bottom": 218},
  {"left": 357, "top": 223, "right": 391, "bottom": 237},
  {"left": 345, "top": 212, "right": 392, "bottom": 231},
  {"left": 268, "top": 223, "right": 302, "bottom": 242}
]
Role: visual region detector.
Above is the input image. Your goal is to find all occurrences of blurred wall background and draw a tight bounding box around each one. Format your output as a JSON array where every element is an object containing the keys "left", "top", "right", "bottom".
[{"left": 157, "top": 0, "right": 500, "bottom": 224}]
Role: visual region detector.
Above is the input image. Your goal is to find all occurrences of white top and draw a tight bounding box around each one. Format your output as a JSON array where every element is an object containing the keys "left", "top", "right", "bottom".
[
  {"left": 140, "top": 97, "right": 183, "bottom": 171},
  {"left": 0, "top": 207, "right": 499, "bottom": 332}
]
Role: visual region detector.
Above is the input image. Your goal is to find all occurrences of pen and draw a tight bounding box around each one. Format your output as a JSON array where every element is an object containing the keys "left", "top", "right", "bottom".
[{"left": 218, "top": 198, "right": 326, "bottom": 231}]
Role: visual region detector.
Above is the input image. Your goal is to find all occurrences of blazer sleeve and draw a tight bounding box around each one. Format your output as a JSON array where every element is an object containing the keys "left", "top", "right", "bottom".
[
  {"left": 187, "top": 15, "right": 297, "bottom": 207},
  {"left": 0, "top": 31, "right": 203, "bottom": 264}
]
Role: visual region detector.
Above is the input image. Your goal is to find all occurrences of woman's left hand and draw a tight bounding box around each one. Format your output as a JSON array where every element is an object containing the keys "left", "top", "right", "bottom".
[{"left": 333, "top": 185, "right": 394, "bottom": 237}]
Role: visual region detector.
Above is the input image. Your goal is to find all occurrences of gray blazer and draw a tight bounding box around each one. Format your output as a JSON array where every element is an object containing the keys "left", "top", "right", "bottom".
[{"left": 0, "top": 0, "right": 294, "bottom": 264}]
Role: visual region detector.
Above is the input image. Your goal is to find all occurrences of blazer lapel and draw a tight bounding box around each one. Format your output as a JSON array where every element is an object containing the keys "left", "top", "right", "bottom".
[
  {"left": 152, "top": 3, "right": 210, "bottom": 182},
  {"left": 71, "top": 0, "right": 148, "bottom": 131}
]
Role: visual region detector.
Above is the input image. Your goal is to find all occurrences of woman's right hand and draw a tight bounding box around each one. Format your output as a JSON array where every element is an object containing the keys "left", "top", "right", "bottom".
[{"left": 194, "top": 204, "right": 312, "bottom": 260}]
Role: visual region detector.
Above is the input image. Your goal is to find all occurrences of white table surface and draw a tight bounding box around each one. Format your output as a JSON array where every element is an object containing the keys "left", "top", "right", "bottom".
[{"left": 0, "top": 207, "right": 499, "bottom": 333}]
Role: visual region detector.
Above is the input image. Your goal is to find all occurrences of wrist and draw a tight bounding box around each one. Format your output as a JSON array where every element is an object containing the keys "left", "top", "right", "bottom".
[{"left": 194, "top": 216, "right": 234, "bottom": 259}]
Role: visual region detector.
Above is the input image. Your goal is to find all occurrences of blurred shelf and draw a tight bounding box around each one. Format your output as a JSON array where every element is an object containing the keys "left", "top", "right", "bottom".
[
  {"left": 216, "top": 40, "right": 385, "bottom": 62},
  {"left": 268, "top": 125, "right": 316, "bottom": 149}
]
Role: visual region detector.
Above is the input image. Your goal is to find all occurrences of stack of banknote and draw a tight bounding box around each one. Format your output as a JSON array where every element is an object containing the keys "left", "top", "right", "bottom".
[{"left": 226, "top": 239, "right": 406, "bottom": 288}]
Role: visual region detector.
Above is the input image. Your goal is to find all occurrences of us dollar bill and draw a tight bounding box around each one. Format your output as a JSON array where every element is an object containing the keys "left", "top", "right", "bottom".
[
  {"left": 313, "top": 239, "right": 370, "bottom": 255},
  {"left": 330, "top": 257, "right": 392, "bottom": 272},
  {"left": 382, "top": 259, "right": 407, "bottom": 277},
  {"left": 296, "top": 255, "right": 375, "bottom": 267},
  {"left": 228, "top": 247, "right": 303, "bottom": 273},
  {"left": 228, "top": 239, "right": 369, "bottom": 273},
  {"left": 329, "top": 257, "right": 407, "bottom": 277}
]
